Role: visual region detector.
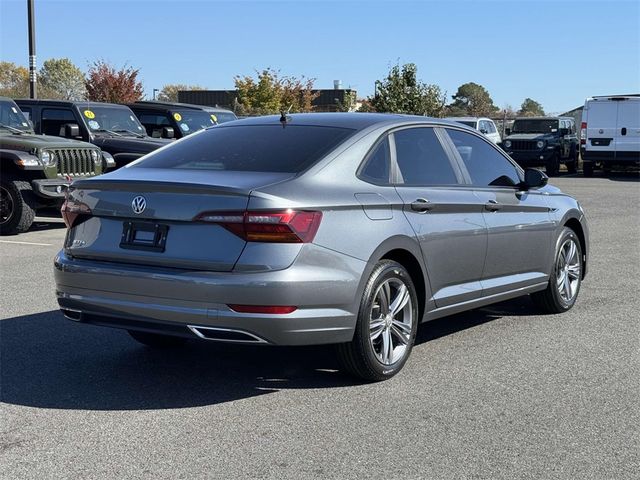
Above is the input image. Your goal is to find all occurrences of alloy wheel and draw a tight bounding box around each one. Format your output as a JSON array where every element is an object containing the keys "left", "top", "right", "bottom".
[
  {"left": 369, "top": 278, "right": 413, "bottom": 365},
  {"left": 556, "top": 238, "right": 581, "bottom": 302},
  {"left": 0, "top": 186, "right": 14, "bottom": 225}
]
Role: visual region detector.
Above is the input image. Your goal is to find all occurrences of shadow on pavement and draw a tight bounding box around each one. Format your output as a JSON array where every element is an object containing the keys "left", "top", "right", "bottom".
[{"left": 1, "top": 298, "right": 537, "bottom": 411}]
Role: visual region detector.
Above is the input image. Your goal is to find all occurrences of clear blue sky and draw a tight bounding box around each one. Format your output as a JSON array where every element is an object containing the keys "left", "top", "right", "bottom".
[{"left": 1, "top": 0, "right": 639, "bottom": 113}]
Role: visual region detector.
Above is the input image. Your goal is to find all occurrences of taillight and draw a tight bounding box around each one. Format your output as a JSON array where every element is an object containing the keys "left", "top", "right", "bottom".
[
  {"left": 195, "top": 209, "right": 322, "bottom": 243},
  {"left": 580, "top": 122, "right": 587, "bottom": 145},
  {"left": 61, "top": 197, "right": 92, "bottom": 228},
  {"left": 228, "top": 304, "right": 297, "bottom": 314}
]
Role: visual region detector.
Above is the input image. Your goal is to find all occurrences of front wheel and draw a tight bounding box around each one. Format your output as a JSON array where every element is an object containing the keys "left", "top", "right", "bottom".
[
  {"left": 545, "top": 153, "right": 560, "bottom": 177},
  {"left": 0, "top": 177, "right": 36, "bottom": 235},
  {"left": 532, "top": 227, "right": 583, "bottom": 313},
  {"left": 336, "top": 260, "right": 419, "bottom": 381}
]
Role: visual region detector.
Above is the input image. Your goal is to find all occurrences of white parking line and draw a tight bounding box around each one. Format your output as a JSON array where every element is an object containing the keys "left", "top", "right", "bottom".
[{"left": 0, "top": 240, "right": 53, "bottom": 246}]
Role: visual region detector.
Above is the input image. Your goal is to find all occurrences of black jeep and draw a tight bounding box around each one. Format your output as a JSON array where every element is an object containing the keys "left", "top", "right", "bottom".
[
  {"left": 127, "top": 101, "right": 236, "bottom": 139},
  {"left": 502, "top": 117, "right": 579, "bottom": 176},
  {"left": 15, "top": 99, "right": 170, "bottom": 170}
]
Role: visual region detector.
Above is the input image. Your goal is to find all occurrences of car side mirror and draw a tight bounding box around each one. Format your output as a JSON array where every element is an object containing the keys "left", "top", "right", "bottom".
[
  {"left": 480, "top": 128, "right": 488, "bottom": 134},
  {"left": 505, "top": 128, "right": 511, "bottom": 136},
  {"left": 522, "top": 168, "right": 548, "bottom": 190},
  {"left": 64, "top": 123, "right": 80, "bottom": 138},
  {"left": 162, "top": 126, "right": 174, "bottom": 139}
]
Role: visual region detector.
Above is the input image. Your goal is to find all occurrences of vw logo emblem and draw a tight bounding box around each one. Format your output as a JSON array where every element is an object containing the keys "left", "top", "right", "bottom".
[{"left": 131, "top": 195, "right": 147, "bottom": 215}]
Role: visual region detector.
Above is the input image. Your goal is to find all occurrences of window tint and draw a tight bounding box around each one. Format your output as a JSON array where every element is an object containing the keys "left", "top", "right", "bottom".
[
  {"left": 41, "top": 108, "right": 77, "bottom": 136},
  {"left": 446, "top": 129, "right": 521, "bottom": 187},
  {"left": 487, "top": 121, "right": 496, "bottom": 133},
  {"left": 360, "top": 137, "right": 391, "bottom": 184},
  {"left": 42, "top": 108, "right": 76, "bottom": 122},
  {"left": 393, "top": 127, "right": 458, "bottom": 186},
  {"left": 136, "top": 125, "right": 355, "bottom": 173}
]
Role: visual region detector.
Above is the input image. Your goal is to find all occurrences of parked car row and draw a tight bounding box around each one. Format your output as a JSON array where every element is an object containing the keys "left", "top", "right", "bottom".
[
  {"left": 446, "top": 95, "right": 639, "bottom": 177},
  {"left": 0, "top": 98, "right": 237, "bottom": 234}
]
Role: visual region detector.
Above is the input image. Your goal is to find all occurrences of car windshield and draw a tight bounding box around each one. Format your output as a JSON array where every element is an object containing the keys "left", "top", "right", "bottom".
[
  {"left": 209, "top": 111, "right": 237, "bottom": 124},
  {"left": 134, "top": 124, "right": 356, "bottom": 173},
  {"left": 172, "top": 110, "right": 216, "bottom": 134},
  {"left": 512, "top": 119, "right": 559, "bottom": 134},
  {"left": 455, "top": 121, "right": 477, "bottom": 128},
  {"left": 0, "top": 100, "right": 32, "bottom": 132},
  {"left": 81, "top": 106, "right": 146, "bottom": 136}
]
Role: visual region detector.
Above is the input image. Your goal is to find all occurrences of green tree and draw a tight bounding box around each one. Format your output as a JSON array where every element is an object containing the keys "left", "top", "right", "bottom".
[
  {"left": 448, "top": 82, "right": 498, "bottom": 117},
  {"left": 369, "top": 63, "right": 445, "bottom": 116},
  {"left": 0, "top": 62, "right": 29, "bottom": 98},
  {"left": 234, "top": 68, "right": 318, "bottom": 115},
  {"left": 39, "top": 58, "right": 86, "bottom": 100},
  {"left": 518, "top": 98, "right": 545, "bottom": 116},
  {"left": 157, "top": 83, "right": 203, "bottom": 102},
  {"left": 85, "top": 60, "right": 144, "bottom": 103}
]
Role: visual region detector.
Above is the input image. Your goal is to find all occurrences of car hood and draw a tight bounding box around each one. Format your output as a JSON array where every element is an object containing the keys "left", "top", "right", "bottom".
[
  {"left": 0, "top": 132, "right": 96, "bottom": 150},
  {"left": 92, "top": 135, "right": 170, "bottom": 154},
  {"left": 506, "top": 133, "right": 555, "bottom": 141}
]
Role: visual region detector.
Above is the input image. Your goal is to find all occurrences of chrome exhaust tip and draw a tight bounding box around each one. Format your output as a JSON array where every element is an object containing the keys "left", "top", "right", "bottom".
[
  {"left": 61, "top": 308, "right": 83, "bottom": 322},
  {"left": 187, "top": 325, "right": 268, "bottom": 344}
]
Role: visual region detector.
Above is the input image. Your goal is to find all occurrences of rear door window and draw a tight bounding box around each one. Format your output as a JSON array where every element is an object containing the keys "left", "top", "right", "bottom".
[
  {"left": 135, "top": 124, "right": 356, "bottom": 173},
  {"left": 393, "top": 127, "right": 460, "bottom": 186}
]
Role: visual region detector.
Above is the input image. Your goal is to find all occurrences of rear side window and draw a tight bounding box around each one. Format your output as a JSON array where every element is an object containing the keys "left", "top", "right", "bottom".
[
  {"left": 446, "top": 129, "right": 521, "bottom": 187},
  {"left": 359, "top": 137, "right": 391, "bottom": 184},
  {"left": 135, "top": 125, "right": 355, "bottom": 173},
  {"left": 393, "top": 127, "right": 459, "bottom": 186}
]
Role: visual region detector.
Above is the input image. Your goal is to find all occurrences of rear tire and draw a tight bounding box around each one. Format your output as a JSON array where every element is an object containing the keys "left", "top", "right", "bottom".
[
  {"left": 532, "top": 227, "right": 583, "bottom": 313},
  {"left": 545, "top": 153, "right": 560, "bottom": 177},
  {"left": 128, "top": 330, "right": 186, "bottom": 348},
  {"left": 0, "top": 176, "right": 36, "bottom": 235},
  {"left": 336, "top": 260, "right": 418, "bottom": 381},
  {"left": 583, "top": 161, "right": 594, "bottom": 177}
]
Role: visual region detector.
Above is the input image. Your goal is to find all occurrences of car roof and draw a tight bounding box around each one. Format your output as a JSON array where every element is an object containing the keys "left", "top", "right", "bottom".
[
  {"left": 221, "top": 112, "right": 464, "bottom": 131},
  {"left": 14, "top": 98, "right": 131, "bottom": 109},
  {"left": 130, "top": 101, "right": 208, "bottom": 111},
  {"left": 444, "top": 116, "right": 488, "bottom": 122},
  {"left": 514, "top": 116, "right": 572, "bottom": 121}
]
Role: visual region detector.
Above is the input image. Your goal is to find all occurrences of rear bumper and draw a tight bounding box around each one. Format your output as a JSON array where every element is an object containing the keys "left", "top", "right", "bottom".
[
  {"left": 54, "top": 246, "right": 365, "bottom": 346},
  {"left": 581, "top": 150, "right": 640, "bottom": 164}
]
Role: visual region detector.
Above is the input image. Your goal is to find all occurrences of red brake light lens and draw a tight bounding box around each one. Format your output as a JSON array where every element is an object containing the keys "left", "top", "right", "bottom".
[
  {"left": 580, "top": 122, "right": 587, "bottom": 145},
  {"left": 61, "top": 197, "right": 92, "bottom": 228},
  {"left": 228, "top": 304, "right": 297, "bottom": 314},
  {"left": 195, "top": 209, "right": 322, "bottom": 243}
]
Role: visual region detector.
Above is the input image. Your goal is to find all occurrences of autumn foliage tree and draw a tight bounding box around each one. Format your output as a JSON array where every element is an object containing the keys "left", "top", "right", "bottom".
[
  {"left": 234, "top": 68, "right": 318, "bottom": 115},
  {"left": 0, "top": 62, "right": 29, "bottom": 98},
  {"left": 85, "top": 60, "right": 144, "bottom": 103},
  {"left": 39, "top": 58, "right": 86, "bottom": 100}
]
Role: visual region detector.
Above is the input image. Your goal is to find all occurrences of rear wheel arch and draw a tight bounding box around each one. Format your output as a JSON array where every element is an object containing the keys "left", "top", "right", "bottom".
[
  {"left": 564, "top": 218, "right": 587, "bottom": 278},
  {"left": 379, "top": 249, "right": 427, "bottom": 323}
]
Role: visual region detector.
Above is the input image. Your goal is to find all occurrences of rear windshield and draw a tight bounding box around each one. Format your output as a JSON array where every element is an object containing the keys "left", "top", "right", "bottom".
[{"left": 134, "top": 124, "right": 356, "bottom": 173}]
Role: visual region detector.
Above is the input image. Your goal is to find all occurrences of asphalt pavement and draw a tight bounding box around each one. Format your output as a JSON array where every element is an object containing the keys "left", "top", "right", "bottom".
[{"left": 1, "top": 174, "right": 639, "bottom": 479}]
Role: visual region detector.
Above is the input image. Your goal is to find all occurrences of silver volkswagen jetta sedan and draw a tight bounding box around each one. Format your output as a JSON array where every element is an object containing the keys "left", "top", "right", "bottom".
[{"left": 55, "top": 113, "right": 588, "bottom": 381}]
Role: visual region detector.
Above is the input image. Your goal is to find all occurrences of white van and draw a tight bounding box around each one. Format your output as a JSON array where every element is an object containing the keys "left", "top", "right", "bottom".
[
  {"left": 581, "top": 95, "right": 640, "bottom": 176},
  {"left": 445, "top": 117, "right": 502, "bottom": 145}
]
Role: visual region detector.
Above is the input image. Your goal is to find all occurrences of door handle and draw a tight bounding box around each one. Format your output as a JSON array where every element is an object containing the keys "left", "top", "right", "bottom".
[
  {"left": 484, "top": 200, "right": 502, "bottom": 212},
  {"left": 621, "top": 127, "right": 627, "bottom": 136},
  {"left": 410, "top": 198, "right": 433, "bottom": 212}
]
